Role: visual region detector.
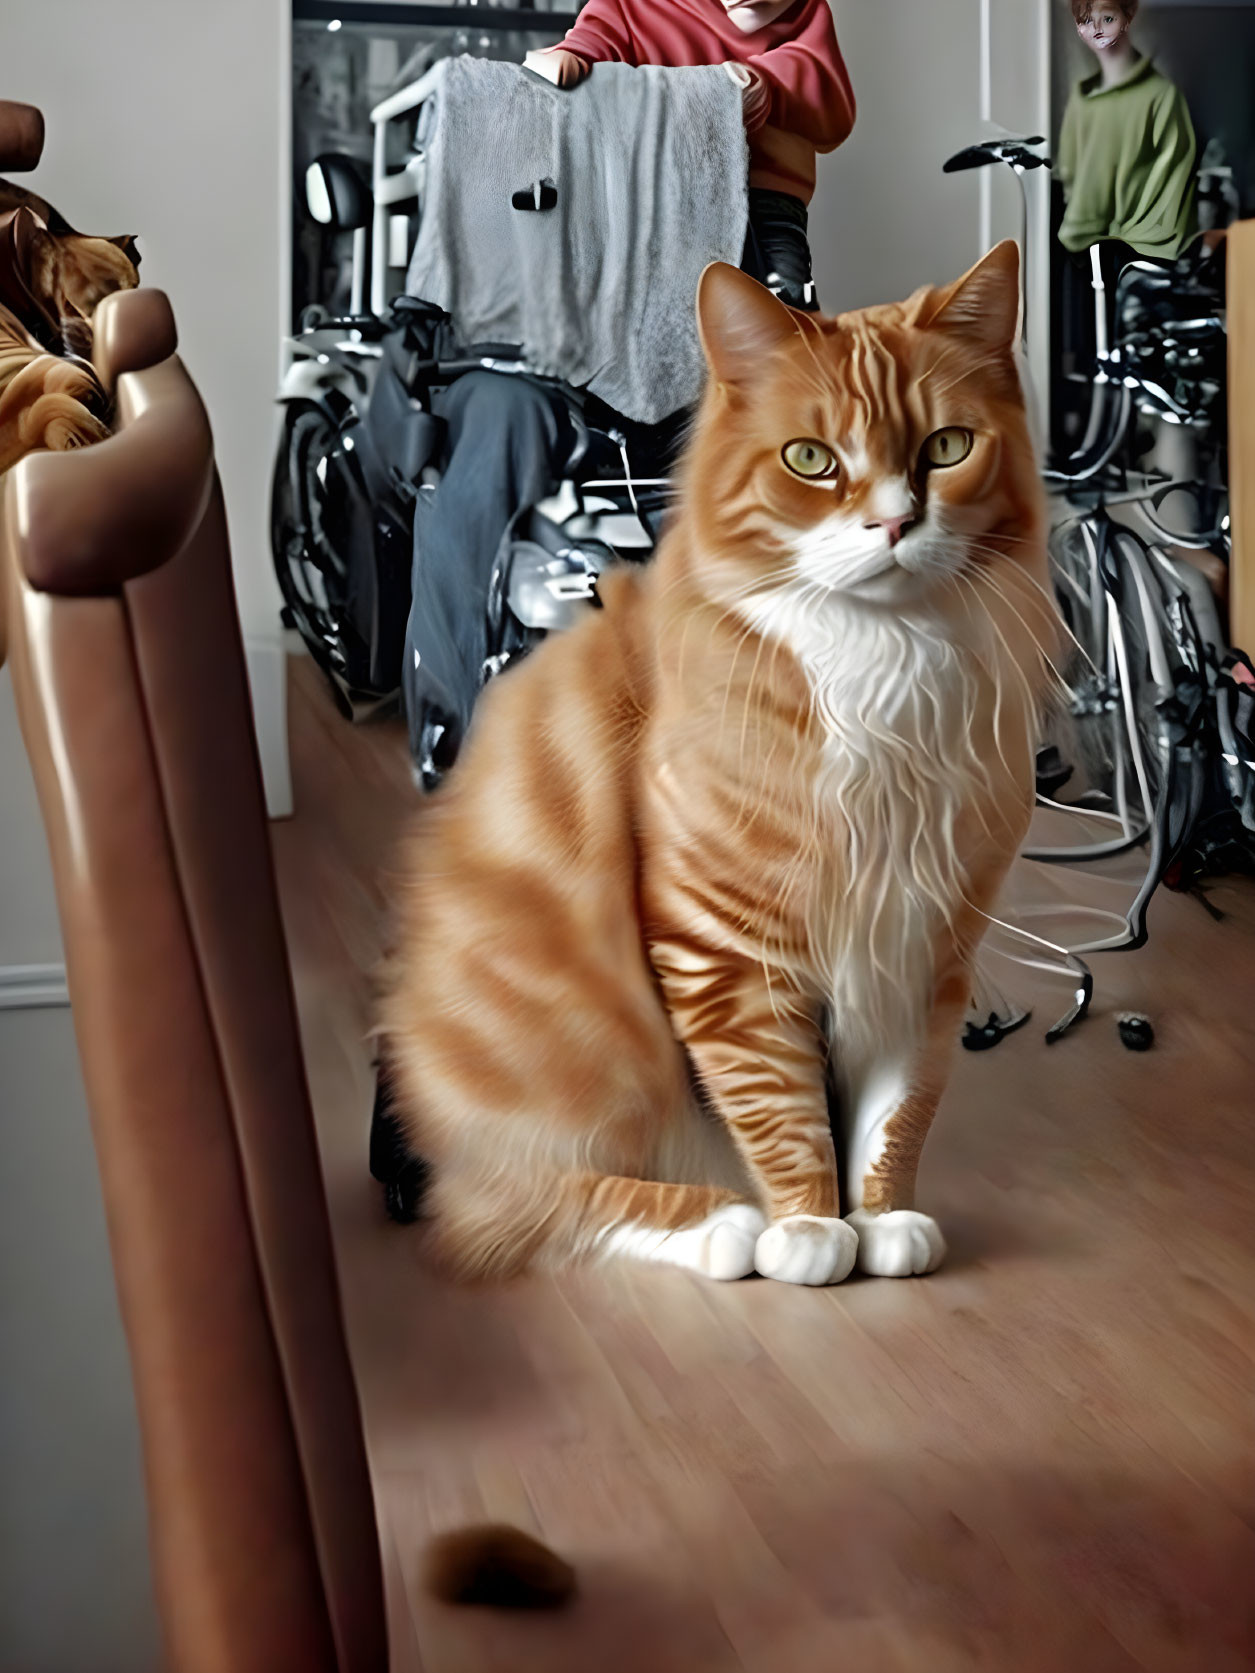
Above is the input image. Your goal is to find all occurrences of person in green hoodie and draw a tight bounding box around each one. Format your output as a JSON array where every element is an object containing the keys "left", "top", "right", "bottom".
[
  {"left": 1057, "top": 0, "right": 1197, "bottom": 261},
  {"left": 1054, "top": 5, "right": 1204, "bottom": 512}
]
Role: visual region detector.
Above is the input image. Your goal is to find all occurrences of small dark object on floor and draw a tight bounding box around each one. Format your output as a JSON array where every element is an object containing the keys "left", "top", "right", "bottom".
[
  {"left": 961, "top": 1010, "right": 1031, "bottom": 1052},
  {"left": 1117, "top": 1013, "right": 1155, "bottom": 1052},
  {"left": 423, "top": 1525, "right": 577, "bottom": 1610}
]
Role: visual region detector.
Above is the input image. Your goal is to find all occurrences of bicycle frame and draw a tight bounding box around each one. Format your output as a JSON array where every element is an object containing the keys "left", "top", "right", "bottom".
[{"left": 1026, "top": 507, "right": 1210, "bottom": 956}]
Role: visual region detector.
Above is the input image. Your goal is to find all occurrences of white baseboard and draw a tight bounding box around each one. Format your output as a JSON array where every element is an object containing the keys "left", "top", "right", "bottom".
[
  {"left": 0, "top": 964, "right": 70, "bottom": 1010},
  {"left": 244, "top": 636, "right": 293, "bottom": 820}
]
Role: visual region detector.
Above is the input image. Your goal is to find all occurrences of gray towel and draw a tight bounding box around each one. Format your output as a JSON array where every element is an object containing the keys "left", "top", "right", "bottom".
[{"left": 404, "top": 57, "right": 748, "bottom": 424}]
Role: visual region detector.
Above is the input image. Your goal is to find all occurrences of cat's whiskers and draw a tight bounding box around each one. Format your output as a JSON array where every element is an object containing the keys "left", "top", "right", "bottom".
[
  {"left": 669, "top": 559, "right": 781, "bottom": 690},
  {"left": 962, "top": 547, "right": 1077, "bottom": 696},
  {"left": 936, "top": 574, "right": 1034, "bottom": 847},
  {"left": 945, "top": 567, "right": 1045, "bottom": 793},
  {"left": 980, "top": 548, "right": 1100, "bottom": 679}
]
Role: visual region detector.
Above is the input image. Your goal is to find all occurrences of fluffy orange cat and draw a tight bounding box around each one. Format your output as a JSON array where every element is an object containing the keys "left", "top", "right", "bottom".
[{"left": 380, "top": 242, "right": 1059, "bottom": 1286}]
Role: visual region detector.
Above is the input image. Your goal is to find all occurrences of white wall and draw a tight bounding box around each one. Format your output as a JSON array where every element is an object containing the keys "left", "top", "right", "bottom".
[
  {"left": 3, "top": 0, "right": 293, "bottom": 817},
  {"left": 0, "top": 1008, "right": 162, "bottom": 1673},
  {"left": 811, "top": 0, "right": 984, "bottom": 313},
  {"left": 811, "top": 0, "right": 1050, "bottom": 431},
  {"left": 0, "top": 669, "right": 63, "bottom": 973}
]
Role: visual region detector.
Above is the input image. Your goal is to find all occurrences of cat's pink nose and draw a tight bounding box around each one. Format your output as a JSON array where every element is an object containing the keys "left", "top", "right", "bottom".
[{"left": 865, "top": 513, "right": 917, "bottom": 549}]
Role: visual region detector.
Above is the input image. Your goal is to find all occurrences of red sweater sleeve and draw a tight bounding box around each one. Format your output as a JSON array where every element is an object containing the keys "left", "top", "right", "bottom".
[
  {"left": 746, "top": 3, "right": 855, "bottom": 153},
  {"left": 548, "top": 0, "right": 639, "bottom": 65}
]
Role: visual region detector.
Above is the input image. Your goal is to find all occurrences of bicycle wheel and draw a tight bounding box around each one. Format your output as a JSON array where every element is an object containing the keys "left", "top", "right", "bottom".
[
  {"left": 270, "top": 395, "right": 387, "bottom": 713},
  {"left": 1029, "top": 517, "right": 1205, "bottom": 954},
  {"left": 1040, "top": 517, "right": 1168, "bottom": 844}
]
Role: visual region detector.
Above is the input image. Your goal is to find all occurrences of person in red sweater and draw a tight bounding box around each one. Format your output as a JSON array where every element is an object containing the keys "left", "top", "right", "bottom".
[{"left": 524, "top": 0, "right": 854, "bottom": 310}]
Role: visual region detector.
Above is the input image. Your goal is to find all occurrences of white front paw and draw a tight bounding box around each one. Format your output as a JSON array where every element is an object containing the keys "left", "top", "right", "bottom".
[
  {"left": 755, "top": 1215, "right": 858, "bottom": 1286},
  {"left": 692, "top": 1202, "right": 767, "bottom": 1281},
  {"left": 845, "top": 1208, "right": 946, "bottom": 1277}
]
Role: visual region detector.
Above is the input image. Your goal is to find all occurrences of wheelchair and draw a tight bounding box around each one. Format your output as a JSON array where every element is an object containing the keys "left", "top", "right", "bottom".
[{"left": 272, "top": 145, "right": 687, "bottom": 785}]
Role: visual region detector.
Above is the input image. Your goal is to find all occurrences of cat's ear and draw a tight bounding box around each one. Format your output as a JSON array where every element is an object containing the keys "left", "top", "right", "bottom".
[
  {"left": 108, "top": 233, "right": 142, "bottom": 270},
  {"left": 697, "top": 262, "right": 802, "bottom": 390},
  {"left": 910, "top": 240, "right": 1021, "bottom": 350}
]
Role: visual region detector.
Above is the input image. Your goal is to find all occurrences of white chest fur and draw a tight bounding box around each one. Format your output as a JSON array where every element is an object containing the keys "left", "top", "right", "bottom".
[{"left": 736, "top": 586, "right": 1010, "bottom": 1056}]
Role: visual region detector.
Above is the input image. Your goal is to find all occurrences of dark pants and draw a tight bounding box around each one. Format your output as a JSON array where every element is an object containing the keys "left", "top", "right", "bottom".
[{"left": 402, "top": 371, "right": 577, "bottom": 773}]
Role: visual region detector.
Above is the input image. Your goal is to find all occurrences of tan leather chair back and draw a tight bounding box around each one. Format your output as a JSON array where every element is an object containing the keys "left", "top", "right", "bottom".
[{"left": 1, "top": 284, "right": 387, "bottom": 1673}]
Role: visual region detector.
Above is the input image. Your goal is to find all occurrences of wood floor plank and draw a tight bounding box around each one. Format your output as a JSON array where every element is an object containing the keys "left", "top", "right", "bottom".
[{"left": 272, "top": 655, "right": 1255, "bottom": 1672}]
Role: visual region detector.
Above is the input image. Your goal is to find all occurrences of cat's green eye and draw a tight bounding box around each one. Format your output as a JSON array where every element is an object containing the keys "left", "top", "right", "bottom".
[
  {"left": 782, "top": 439, "right": 838, "bottom": 480},
  {"left": 923, "top": 428, "right": 974, "bottom": 469}
]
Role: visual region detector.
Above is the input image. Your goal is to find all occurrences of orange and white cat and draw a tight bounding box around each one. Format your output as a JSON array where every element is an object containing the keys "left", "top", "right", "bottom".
[{"left": 380, "top": 242, "right": 1059, "bottom": 1286}]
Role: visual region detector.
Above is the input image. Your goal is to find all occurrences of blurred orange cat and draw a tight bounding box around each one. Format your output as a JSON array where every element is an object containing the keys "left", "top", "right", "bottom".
[{"left": 380, "top": 244, "right": 1060, "bottom": 1286}]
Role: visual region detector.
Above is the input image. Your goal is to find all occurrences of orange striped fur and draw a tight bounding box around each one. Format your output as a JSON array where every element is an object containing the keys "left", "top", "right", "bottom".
[
  {"left": 381, "top": 243, "right": 1060, "bottom": 1285},
  {"left": 0, "top": 301, "right": 109, "bottom": 477}
]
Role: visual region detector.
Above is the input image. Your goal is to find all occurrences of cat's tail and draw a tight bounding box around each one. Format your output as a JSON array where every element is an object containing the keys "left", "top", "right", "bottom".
[{"left": 425, "top": 1162, "right": 755, "bottom": 1283}]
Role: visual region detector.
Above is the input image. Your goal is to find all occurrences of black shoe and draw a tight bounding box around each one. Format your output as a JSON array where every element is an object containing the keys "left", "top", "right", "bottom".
[
  {"left": 414, "top": 709, "right": 460, "bottom": 793},
  {"left": 369, "top": 1061, "right": 429, "bottom": 1225}
]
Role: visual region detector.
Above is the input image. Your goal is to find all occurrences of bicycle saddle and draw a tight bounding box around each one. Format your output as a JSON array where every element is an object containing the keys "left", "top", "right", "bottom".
[
  {"left": 943, "top": 137, "right": 1047, "bottom": 173},
  {"left": 306, "top": 152, "right": 373, "bottom": 233}
]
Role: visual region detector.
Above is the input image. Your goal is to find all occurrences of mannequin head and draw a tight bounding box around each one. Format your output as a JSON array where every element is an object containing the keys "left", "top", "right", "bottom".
[{"left": 1071, "top": 1, "right": 1139, "bottom": 60}]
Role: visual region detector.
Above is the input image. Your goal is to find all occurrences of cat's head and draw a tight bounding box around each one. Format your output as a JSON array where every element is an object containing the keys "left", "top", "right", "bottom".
[{"left": 685, "top": 243, "right": 1045, "bottom": 621}]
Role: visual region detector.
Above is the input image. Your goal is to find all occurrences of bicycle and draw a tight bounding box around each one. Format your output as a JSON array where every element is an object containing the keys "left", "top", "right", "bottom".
[{"left": 943, "top": 136, "right": 1238, "bottom": 1047}]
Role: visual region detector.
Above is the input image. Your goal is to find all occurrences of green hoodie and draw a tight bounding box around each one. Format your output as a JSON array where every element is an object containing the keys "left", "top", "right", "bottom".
[{"left": 1057, "top": 56, "right": 1197, "bottom": 259}]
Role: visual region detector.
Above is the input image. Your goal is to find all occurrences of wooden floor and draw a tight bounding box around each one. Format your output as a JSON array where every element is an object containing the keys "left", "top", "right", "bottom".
[{"left": 273, "top": 655, "right": 1255, "bottom": 1673}]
